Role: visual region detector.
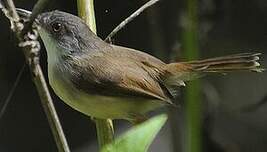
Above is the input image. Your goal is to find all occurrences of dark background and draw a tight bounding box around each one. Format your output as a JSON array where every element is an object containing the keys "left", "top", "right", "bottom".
[{"left": 0, "top": 0, "right": 267, "bottom": 152}]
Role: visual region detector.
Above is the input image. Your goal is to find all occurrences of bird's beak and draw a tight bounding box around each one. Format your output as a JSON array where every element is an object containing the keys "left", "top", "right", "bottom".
[
  {"left": 16, "top": 8, "right": 32, "bottom": 21},
  {"left": 16, "top": 8, "right": 41, "bottom": 25}
]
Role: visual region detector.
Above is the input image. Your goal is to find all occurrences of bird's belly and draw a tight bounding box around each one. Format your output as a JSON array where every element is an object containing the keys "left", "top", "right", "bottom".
[{"left": 48, "top": 68, "right": 161, "bottom": 120}]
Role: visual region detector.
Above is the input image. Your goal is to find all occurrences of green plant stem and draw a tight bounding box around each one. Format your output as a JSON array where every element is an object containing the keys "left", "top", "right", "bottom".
[
  {"left": 77, "top": 0, "right": 97, "bottom": 33},
  {"left": 77, "top": 0, "right": 114, "bottom": 149},
  {"left": 95, "top": 119, "right": 114, "bottom": 147},
  {"left": 182, "top": 0, "right": 202, "bottom": 152}
]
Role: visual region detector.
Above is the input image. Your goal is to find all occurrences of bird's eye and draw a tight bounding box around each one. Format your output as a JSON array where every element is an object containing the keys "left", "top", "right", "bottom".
[{"left": 51, "top": 22, "right": 63, "bottom": 32}]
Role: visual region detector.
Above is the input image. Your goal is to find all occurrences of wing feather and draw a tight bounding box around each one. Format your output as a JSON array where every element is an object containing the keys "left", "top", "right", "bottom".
[{"left": 69, "top": 45, "right": 173, "bottom": 104}]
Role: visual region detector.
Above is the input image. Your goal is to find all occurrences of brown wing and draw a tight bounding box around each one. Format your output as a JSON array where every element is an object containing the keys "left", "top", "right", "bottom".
[{"left": 69, "top": 45, "right": 173, "bottom": 104}]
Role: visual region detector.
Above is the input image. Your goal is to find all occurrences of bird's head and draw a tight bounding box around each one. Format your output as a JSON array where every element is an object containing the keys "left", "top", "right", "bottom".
[
  {"left": 36, "top": 10, "right": 104, "bottom": 57},
  {"left": 16, "top": 9, "right": 106, "bottom": 63}
]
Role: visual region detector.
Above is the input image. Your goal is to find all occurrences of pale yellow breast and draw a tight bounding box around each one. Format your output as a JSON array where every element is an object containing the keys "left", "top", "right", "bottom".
[{"left": 48, "top": 64, "right": 162, "bottom": 120}]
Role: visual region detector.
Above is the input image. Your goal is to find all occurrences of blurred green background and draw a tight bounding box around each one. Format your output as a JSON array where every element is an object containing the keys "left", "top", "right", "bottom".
[{"left": 0, "top": 0, "right": 267, "bottom": 152}]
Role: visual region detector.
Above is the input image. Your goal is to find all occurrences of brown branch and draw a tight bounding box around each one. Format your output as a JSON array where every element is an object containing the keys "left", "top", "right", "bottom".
[
  {"left": 0, "top": 1, "right": 70, "bottom": 152},
  {"left": 104, "top": 0, "right": 161, "bottom": 42}
]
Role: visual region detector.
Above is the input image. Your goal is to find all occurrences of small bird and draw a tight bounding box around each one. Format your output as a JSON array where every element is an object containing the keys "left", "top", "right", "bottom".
[{"left": 21, "top": 10, "right": 264, "bottom": 122}]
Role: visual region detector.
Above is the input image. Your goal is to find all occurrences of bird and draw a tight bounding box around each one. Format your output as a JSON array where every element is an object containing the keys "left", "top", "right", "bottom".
[{"left": 19, "top": 10, "right": 264, "bottom": 123}]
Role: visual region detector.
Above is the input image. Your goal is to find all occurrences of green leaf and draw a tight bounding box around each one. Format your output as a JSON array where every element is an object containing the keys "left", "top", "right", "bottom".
[{"left": 101, "top": 114, "right": 168, "bottom": 152}]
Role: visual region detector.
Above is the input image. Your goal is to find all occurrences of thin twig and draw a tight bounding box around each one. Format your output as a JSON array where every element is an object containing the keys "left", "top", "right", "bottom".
[
  {"left": 104, "top": 0, "right": 160, "bottom": 42},
  {"left": 0, "top": 1, "right": 70, "bottom": 152},
  {"left": 0, "top": 63, "right": 25, "bottom": 121}
]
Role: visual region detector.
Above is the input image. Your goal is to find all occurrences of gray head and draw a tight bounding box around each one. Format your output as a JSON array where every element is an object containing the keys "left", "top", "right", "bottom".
[{"left": 36, "top": 11, "right": 106, "bottom": 58}]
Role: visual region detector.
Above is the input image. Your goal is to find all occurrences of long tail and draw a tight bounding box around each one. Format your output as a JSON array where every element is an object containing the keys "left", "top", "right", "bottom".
[
  {"left": 164, "top": 52, "right": 264, "bottom": 84},
  {"left": 184, "top": 52, "right": 263, "bottom": 72}
]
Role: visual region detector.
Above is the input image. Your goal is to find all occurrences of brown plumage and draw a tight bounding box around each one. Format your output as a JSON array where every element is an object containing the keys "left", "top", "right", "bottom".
[
  {"left": 33, "top": 10, "right": 264, "bottom": 121},
  {"left": 70, "top": 44, "right": 264, "bottom": 107},
  {"left": 164, "top": 52, "right": 263, "bottom": 81}
]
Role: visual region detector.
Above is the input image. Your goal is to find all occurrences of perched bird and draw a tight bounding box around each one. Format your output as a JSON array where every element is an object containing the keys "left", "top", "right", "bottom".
[{"left": 18, "top": 10, "right": 264, "bottom": 123}]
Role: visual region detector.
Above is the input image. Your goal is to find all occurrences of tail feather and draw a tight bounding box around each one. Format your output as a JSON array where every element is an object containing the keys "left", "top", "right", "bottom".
[
  {"left": 164, "top": 52, "right": 264, "bottom": 84},
  {"left": 187, "top": 53, "right": 263, "bottom": 73},
  {"left": 187, "top": 53, "right": 260, "bottom": 65},
  {"left": 162, "top": 52, "right": 264, "bottom": 98}
]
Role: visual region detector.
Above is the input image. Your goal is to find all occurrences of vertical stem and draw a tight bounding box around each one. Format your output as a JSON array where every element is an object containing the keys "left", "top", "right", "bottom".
[
  {"left": 182, "top": 0, "right": 202, "bottom": 152},
  {"left": 76, "top": 0, "right": 114, "bottom": 149},
  {"left": 77, "top": 0, "right": 97, "bottom": 33},
  {"left": 95, "top": 119, "right": 114, "bottom": 147}
]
